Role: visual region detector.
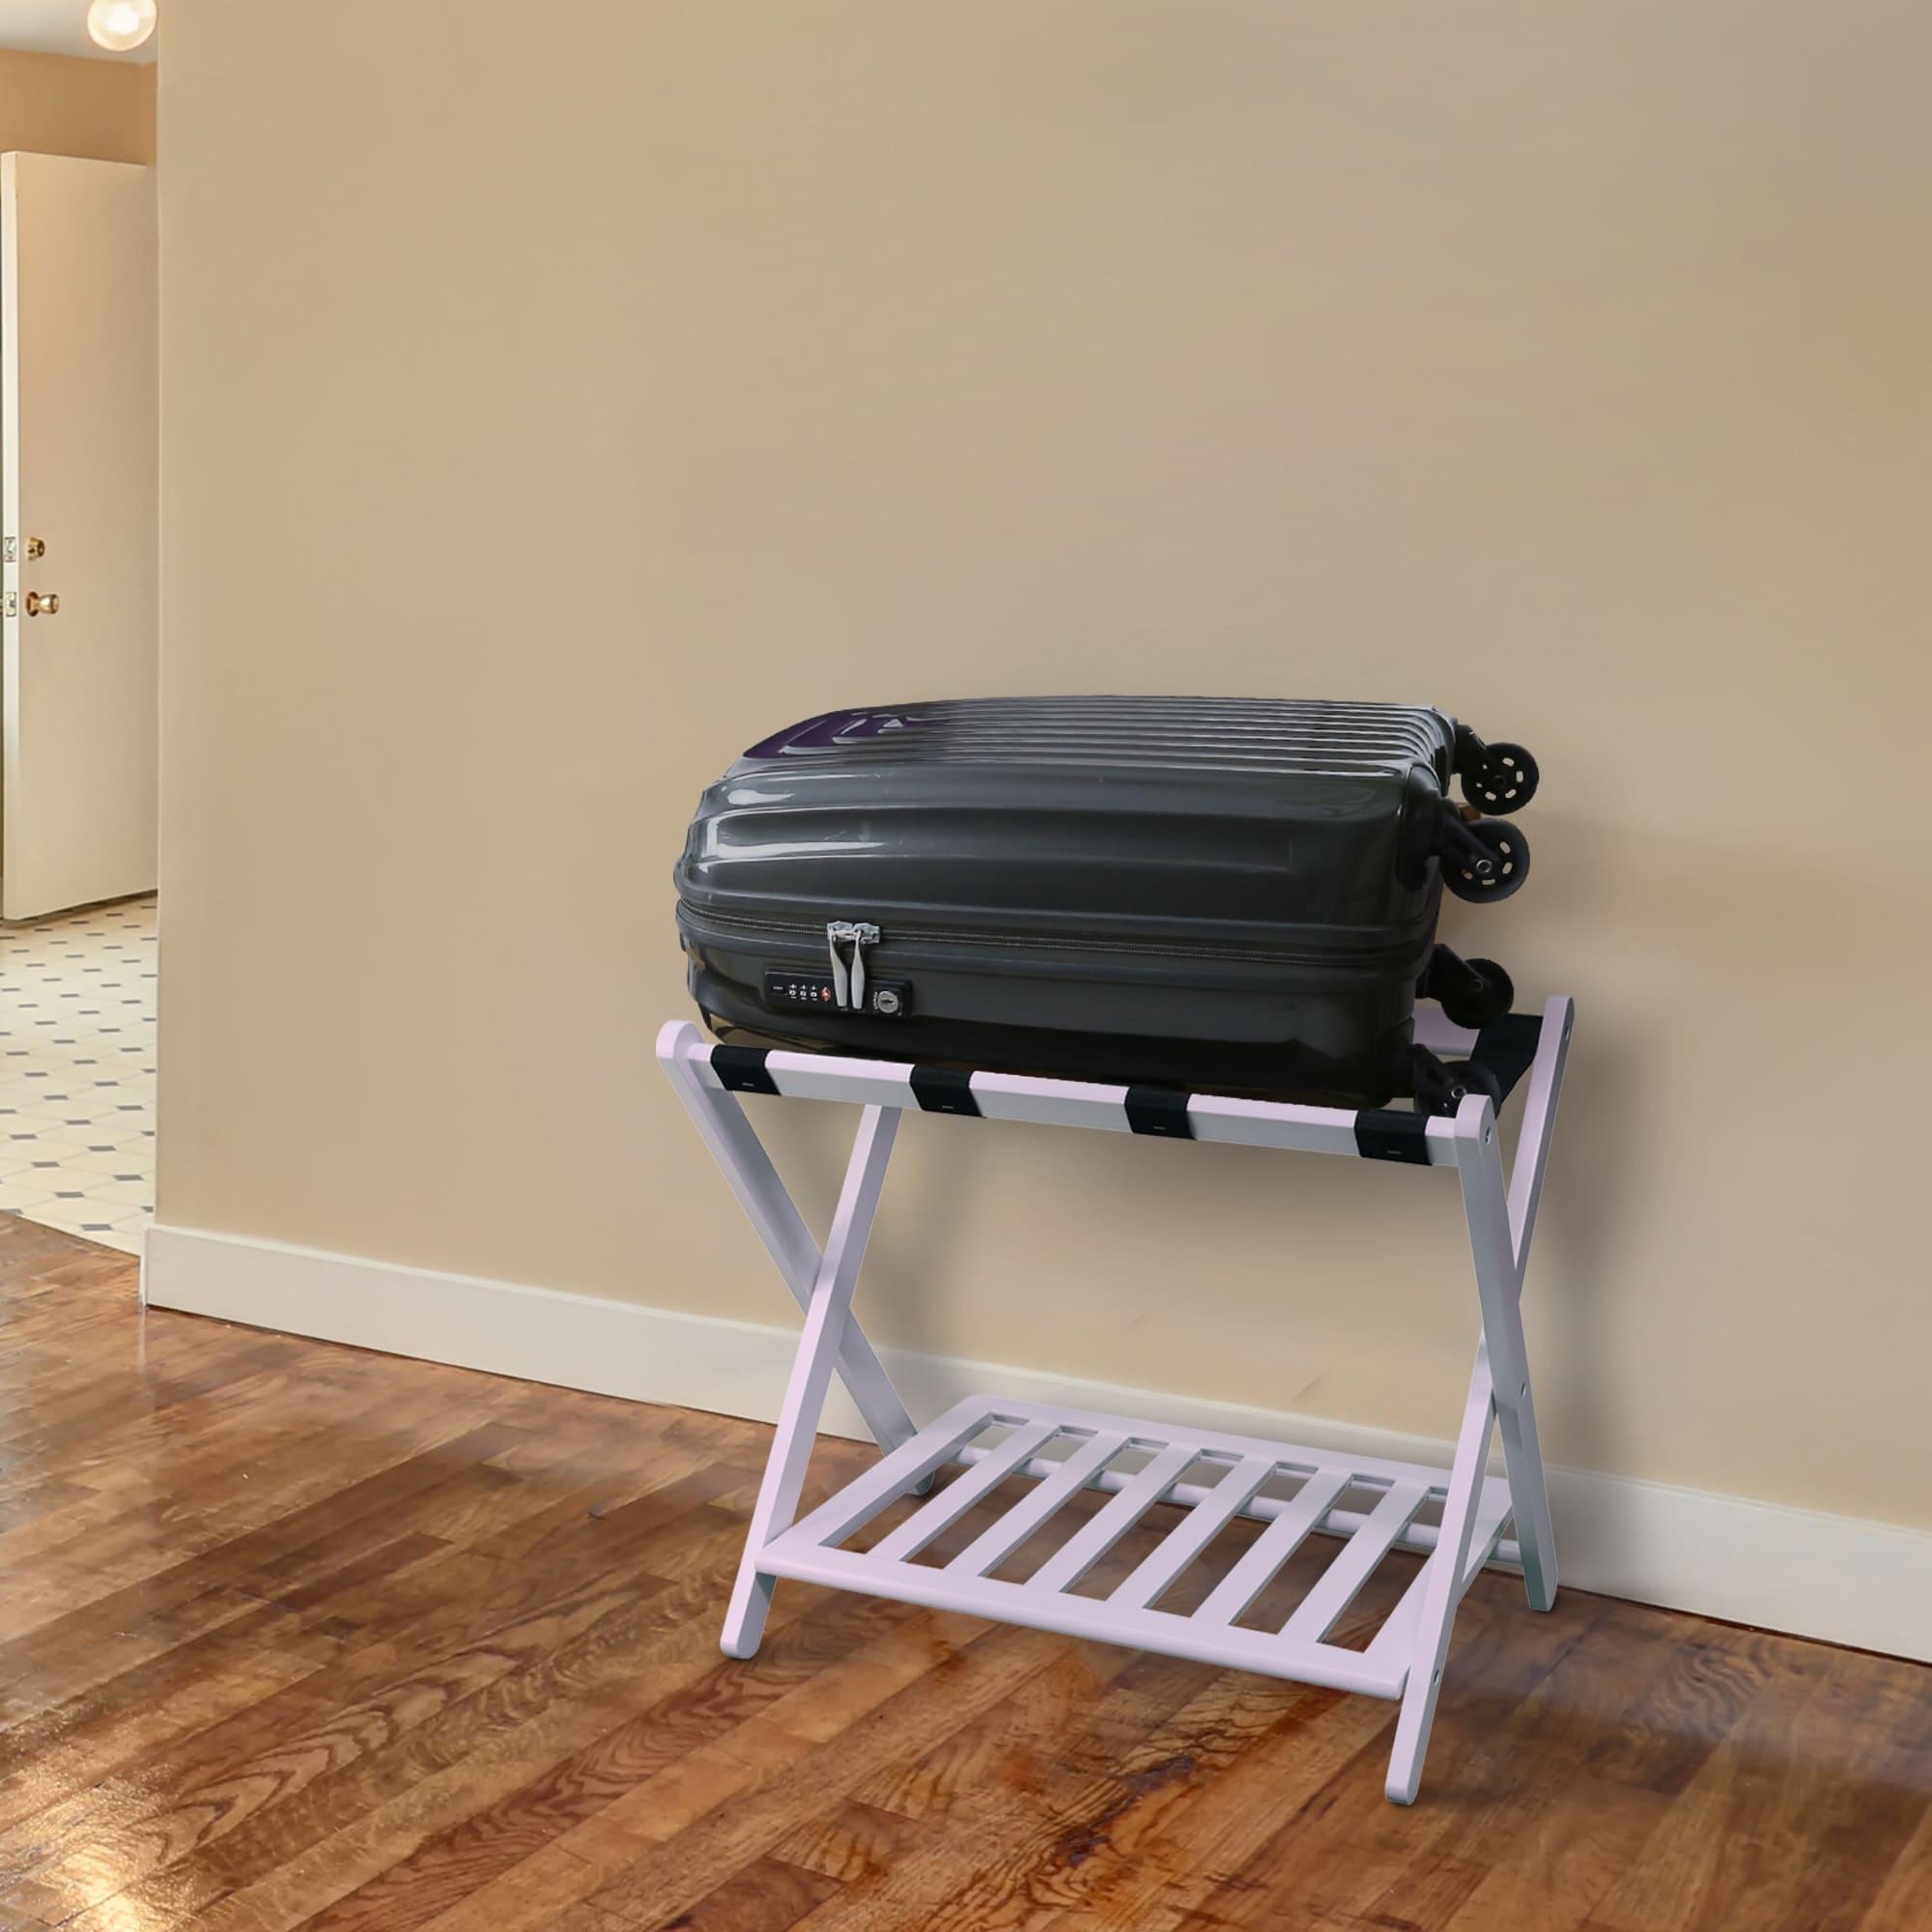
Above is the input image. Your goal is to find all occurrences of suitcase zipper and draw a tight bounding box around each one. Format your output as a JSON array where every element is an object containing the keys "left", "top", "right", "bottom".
[
  {"left": 687, "top": 906, "right": 1421, "bottom": 973},
  {"left": 824, "top": 921, "right": 879, "bottom": 1009}
]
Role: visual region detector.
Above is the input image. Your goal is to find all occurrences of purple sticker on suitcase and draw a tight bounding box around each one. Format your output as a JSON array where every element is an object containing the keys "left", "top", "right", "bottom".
[{"left": 743, "top": 709, "right": 929, "bottom": 758}]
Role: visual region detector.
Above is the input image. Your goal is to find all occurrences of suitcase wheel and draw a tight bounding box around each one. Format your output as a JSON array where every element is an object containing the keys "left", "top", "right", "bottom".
[
  {"left": 1460, "top": 740, "right": 1540, "bottom": 815},
  {"left": 1447, "top": 1059, "right": 1504, "bottom": 1110},
  {"left": 1440, "top": 818, "right": 1531, "bottom": 902},
  {"left": 1409, "top": 1045, "right": 1504, "bottom": 1117},
  {"left": 1422, "top": 948, "right": 1515, "bottom": 1028}
]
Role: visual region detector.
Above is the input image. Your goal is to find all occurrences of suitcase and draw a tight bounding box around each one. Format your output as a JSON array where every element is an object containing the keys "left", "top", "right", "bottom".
[{"left": 672, "top": 696, "right": 1539, "bottom": 1110}]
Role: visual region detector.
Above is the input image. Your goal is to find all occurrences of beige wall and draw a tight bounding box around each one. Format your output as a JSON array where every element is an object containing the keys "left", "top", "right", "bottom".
[
  {"left": 158, "top": 2, "right": 1931, "bottom": 1529},
  {"left": 0, "top": 48, "right": 154, "bottom": 163}
]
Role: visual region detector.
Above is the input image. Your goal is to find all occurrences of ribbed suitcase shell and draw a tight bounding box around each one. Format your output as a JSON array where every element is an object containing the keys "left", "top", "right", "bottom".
[{"left": 675, "top": 696, "right": 1469, "bottom": 1101}]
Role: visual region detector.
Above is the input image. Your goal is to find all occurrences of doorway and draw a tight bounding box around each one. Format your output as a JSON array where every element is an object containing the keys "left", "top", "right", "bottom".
[
  {"left": 0, "top": 143, "right": 158, "bottom": 1252},
  {"left": 3, "top": 151, "right": 158, "bottom": 920}
]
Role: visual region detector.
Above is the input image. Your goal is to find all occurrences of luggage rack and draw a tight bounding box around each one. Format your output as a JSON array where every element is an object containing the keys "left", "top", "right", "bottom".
[{"left": 658, "top": 995, "right": 1573, "bottom": 1804}]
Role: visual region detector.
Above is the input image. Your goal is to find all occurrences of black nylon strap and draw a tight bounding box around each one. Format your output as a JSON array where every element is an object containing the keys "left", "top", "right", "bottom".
[
  {"left": 910, "top": 1065, "right": 980, "bottom": 1116},
  {"left": 1354, "top": 1109, "right": 1432, "bottom": 1163},
  {"left": 1125, "top": 1087, "right": 1195, "bottom": 1139},
  {"left": 710, "top": 1045, "right": 780, "bottom": 1095},
  {"left": 1471, "top": 1012, "right": 1543, "bottom": 1107}
]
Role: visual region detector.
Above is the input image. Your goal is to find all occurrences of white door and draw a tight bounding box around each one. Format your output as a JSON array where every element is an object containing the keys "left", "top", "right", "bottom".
[{"left": 1, "top": 153, "right": 157, "bottom": 921}]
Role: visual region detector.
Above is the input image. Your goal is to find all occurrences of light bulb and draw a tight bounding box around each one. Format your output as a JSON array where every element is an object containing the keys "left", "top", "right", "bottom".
[{"left": 87, "top": 0, "right": 156, "bottom": 53}]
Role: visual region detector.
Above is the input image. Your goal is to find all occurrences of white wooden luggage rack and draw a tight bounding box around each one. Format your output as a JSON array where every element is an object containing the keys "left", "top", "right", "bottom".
[{"left": 658, "top": 995, "right": 1573, "bottom": 1804}]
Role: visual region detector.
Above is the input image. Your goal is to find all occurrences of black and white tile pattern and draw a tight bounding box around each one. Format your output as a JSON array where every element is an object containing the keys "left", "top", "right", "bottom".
[{"left": 0, "top": 896, "right": 156, "bottom": 1254}]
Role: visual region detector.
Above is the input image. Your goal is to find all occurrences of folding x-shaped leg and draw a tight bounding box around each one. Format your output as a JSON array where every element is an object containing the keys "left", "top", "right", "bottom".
[
  {"left": 659, "top": 999, "right": 1572, "bottom": 1804},
  {"left": 1384, "top": 997, "right": 1572, "bottom": 1800},
  {"left": 659, "top": 1035, "right": 916, "bottom": 1658}
]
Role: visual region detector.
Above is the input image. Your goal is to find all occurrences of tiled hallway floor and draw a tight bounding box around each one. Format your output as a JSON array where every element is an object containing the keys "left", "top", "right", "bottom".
[{"left": 0, "top": 895, "right": 156, "bottom": 1254}]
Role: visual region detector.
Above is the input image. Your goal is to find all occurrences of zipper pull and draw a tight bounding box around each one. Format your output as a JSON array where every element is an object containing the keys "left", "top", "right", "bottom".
[
  {"left": 826, "top": 922, "right": 854, "bottom": 1008},
  {"left": 824, "top": 921, "right": 881, "bottom": 1009},
  {"left": 850, "top": 923, "right": 879, "bottom": 1009}
]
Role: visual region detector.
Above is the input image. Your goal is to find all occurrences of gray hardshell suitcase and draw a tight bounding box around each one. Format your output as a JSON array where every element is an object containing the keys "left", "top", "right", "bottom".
[{"left": 673, "top": 696, "right": 1539, "bottom": 1109}]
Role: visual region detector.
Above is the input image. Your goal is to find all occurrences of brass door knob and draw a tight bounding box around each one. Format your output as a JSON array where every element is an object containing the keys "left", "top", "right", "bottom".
[{"left": 25, "top": 591, "right": 59, "bottom": 615}]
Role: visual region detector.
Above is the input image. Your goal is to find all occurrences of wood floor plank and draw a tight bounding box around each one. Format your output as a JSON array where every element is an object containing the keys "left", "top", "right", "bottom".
[
  {"left": 0, "top": 1478, "right": 682, "bottom": 1842},
  {"left": 0, "top": 1419, "right": 528, "bottom": 1721},
  {"left": 1348, "top": 1597, "right": 1702, "bottom": 1930},
  {"left": 0, "top": 1216, "right": 1922, "bottom": 1932},
  {"left": 1440, "top": 1770, "right": 1674, "bottom": 1932},
  {"left": 768, "top": 1799, "right": 916, "bottom": 1887},
  {"left": 1591, "top": 1641, "right": 1932, "bottom": 1932},
  {"left": 539, "top": 1910, "right": 639, "bottom": 1932},
  {"left": 1144, "top": 1581, "right": 1578, "bottom": 1928},
  {"left": 562, "top": 1622, "right": 1074, "bottom": 1928},
  {"left": 0, "top": 1416, "right": 519, "bottom": 1643},
  {"left": 95, "top": 1592, "right": 973, "bottom": 1932},
  {"left": 267, "top": 1588, "right": 922, "bottom": 1930},
  {"left": 9, "top": 1504, "right": 749, "bottom": 1924},
  {"left": 718, "top": 1640, "right": 1184, "bottom": 1932},
  {"left": 1861, "top": 1804, "right": 1932, "bottom": 1931},
  {"left": 650, "top": 1854, "right": 842, "bottom": 1932},
  {"left": 794, "top": 1664, "right": 1324, "bottom": 1932}
]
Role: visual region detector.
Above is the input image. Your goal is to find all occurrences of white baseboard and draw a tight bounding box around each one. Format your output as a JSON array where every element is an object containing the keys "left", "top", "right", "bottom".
[{"left": 142, "top": 1221, "right": 1932, "bottom": 1664}]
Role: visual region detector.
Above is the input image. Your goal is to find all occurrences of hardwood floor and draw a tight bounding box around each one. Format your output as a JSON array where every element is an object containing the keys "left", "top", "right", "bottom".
[{"left": 0, "top": 1213, "right": 1924, "bottom": 1930}]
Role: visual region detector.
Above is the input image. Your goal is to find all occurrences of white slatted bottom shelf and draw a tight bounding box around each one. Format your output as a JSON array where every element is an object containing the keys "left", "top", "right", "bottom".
[{"left": 760, "top": 1396, "right": 1516, "bottom": 1699}]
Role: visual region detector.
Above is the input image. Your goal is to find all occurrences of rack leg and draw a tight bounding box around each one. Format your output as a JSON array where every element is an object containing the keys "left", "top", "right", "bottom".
[
  {"left": 659, "top": 1022, "right": 920, "bottom": 1462},
  {"left": 1455, "top": 1097, "right": 1558, "bottom": 1613},
  {"left": 722, "top": 1103, "right": 900, "bottom": 1660},
  {"left": 1385, "top": 1346, "right": 1498, "bottom": 1804}
]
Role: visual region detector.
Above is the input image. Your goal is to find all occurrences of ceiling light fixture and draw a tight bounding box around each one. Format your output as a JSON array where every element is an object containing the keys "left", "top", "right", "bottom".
[{"left": 86, "top": 0, "right": 156, "bottom": 53}]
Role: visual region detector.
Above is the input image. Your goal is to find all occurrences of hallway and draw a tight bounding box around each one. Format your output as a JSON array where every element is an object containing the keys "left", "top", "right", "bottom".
[{"left": 0, "top": 894, "right": 156, "bottom": 1252}]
